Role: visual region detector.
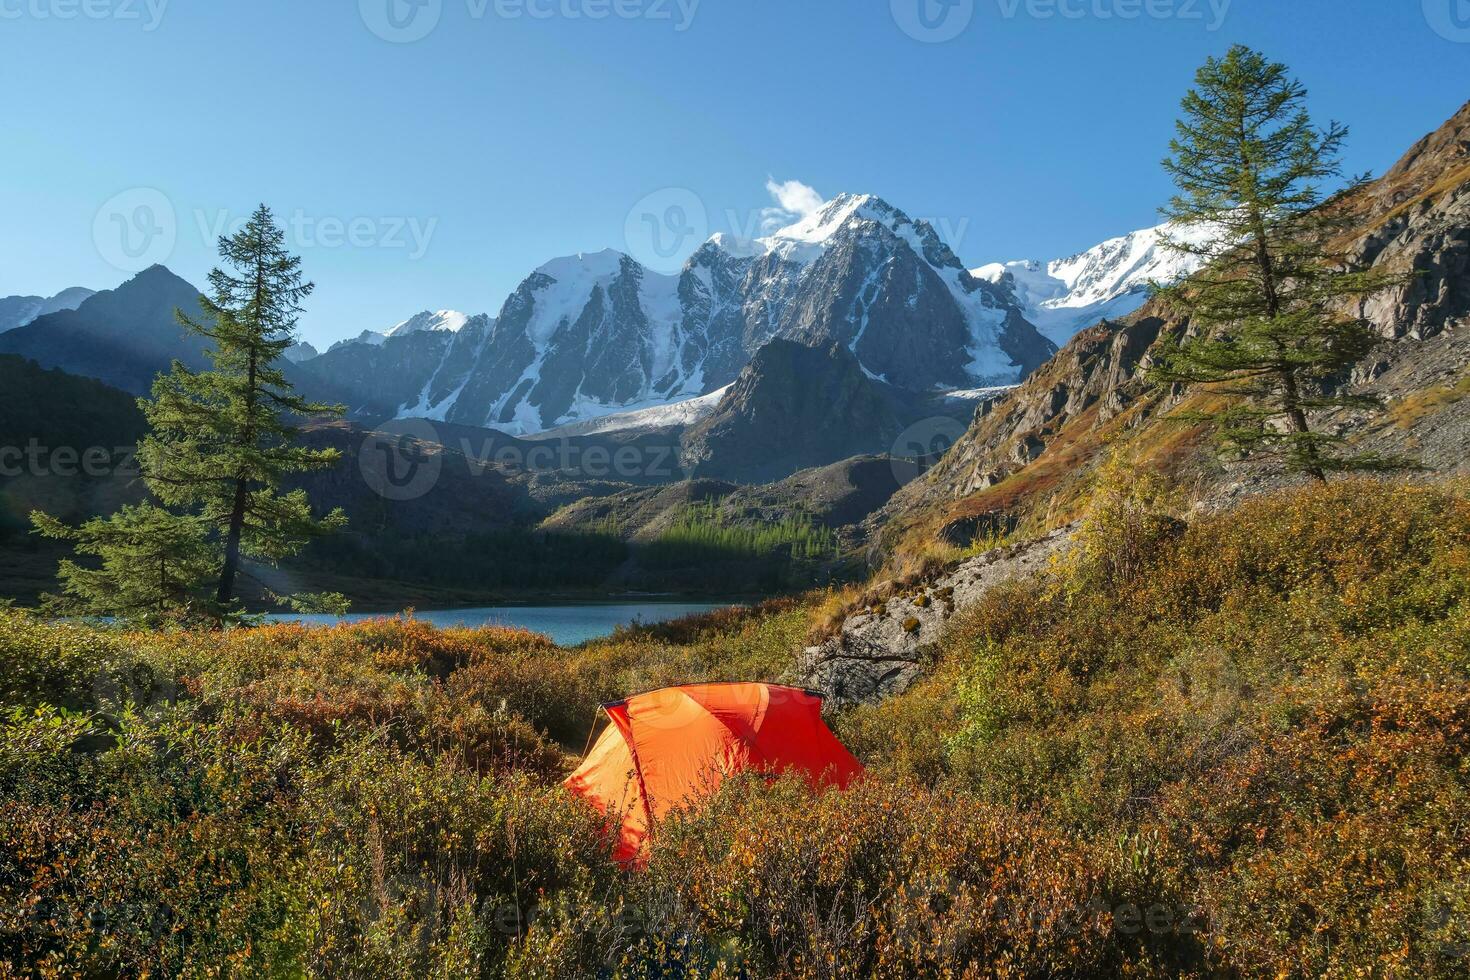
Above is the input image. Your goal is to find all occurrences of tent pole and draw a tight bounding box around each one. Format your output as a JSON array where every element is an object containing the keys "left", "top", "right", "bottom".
[{"left": 580, "top": 704, "right": 604, "bottom": 759}]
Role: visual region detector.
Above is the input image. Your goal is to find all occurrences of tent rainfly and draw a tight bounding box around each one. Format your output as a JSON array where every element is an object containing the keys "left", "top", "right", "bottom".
[{"left": 564, "top": 683, "right": 864, "bottom": 864}]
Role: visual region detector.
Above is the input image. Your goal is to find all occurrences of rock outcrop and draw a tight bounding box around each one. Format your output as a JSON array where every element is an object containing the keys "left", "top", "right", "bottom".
[{"left": 795, "top": 528, "right": 1072, "bottom": 707}]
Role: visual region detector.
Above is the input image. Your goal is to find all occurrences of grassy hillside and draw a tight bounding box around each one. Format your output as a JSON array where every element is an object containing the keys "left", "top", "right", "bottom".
[{"left": 3, "top": 476, "right": 1468, "bottom": 977}]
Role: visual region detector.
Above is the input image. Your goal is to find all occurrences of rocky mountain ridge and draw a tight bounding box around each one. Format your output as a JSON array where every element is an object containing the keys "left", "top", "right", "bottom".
[
  {"left": 973, "top": 220, "right": 1216, "bottom": 345},
  {"left": 0, "top": 286, "right": 95, "bottom": 335},
  {"left": 293, "top": 194, "right": 1056, "bottom": 434}
]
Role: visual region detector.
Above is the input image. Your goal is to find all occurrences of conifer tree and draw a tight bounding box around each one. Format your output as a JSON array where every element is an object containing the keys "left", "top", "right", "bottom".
[
  {"left": 31, "top": 504, "right": 218, "bottom": 626},
  {"left": 1149, "top": 45, "right": 1407, "bottom": 481},
  {"left": 137, "top": 205, "right": 347, "bottom": 613}
]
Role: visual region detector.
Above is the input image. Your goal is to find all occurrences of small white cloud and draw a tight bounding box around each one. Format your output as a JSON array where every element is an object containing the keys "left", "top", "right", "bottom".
[
  {"left": 764, "top": 178, "right": 825, "bottom": 219},
  {"left": 759, "top": 178, "right": 826, "bottom": 236}
]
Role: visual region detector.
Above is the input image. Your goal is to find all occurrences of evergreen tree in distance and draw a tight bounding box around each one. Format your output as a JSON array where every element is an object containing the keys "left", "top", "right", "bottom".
[
  {"left": 137, "top": 205, "right": 347, "bottom": 616},
  {"left": 1149, "top": 45, "right": 1409, "bottom": 482},
  {"left": 31, "top": 504, "right": 218, "bottom": 627}
]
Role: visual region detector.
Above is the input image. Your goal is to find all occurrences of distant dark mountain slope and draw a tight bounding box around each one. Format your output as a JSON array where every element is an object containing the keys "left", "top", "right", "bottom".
[
  {"left": 544, "top": 454, "right": 907, "bottom": 542},
  {"left": 679, "top": 340, "right": 909, "bottom": 484},
  {"left": 537, "top": 453, "right": 909, "bottom": 592},
  {"left": 0, "top": 358, "right": 149, "bottom": 552},
  {"left": 0, "top": 266, "right": 209, "bottom": 394},
  {"left": 678, "top": 339, "right": 984, "bottom": 485},
  {"left": 292, "top": 321, "right": 484, "bottom": 419},
  {"left": 0, "top": 265, "right": 363, "bottom": 413},
  {"left": 0, "top": 355, "right": 147, "bottom": 455}
]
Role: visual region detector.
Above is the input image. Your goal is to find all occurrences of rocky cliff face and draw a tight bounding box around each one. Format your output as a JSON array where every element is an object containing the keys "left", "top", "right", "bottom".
[
  {"left": 1349, "top": 102, "right": 1469, "bottom": 343},
  {"left": 877, "top": 100, "right": 1470, "bottom": 551},
  {"left": 679, "top": 340, "right": 911, "bottom": 485},
  {"left": 771, "top": 196, "right": 1054, "bottom": 388}
]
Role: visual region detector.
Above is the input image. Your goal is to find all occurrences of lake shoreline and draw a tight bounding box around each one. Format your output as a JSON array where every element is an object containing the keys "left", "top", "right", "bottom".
[
  {"left": 276, "top": 591, "right": 771, "bottom": 616},
  {"left": 260, "top": 599, "right": 752, "bottom": 647}
]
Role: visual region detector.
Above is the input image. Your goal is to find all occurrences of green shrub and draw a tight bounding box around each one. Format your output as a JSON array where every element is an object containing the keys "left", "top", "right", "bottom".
[
  {"left": 844, "top": 478, "right": 1470, "bottom": 977},
  {"left": 3, "top": 479, "right": 1469, "bottom": 976}
]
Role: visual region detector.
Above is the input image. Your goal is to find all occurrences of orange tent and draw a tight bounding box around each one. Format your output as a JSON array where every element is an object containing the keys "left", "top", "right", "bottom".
[{"left": 565, "top": 683, "right": 863, "bottom": 864}]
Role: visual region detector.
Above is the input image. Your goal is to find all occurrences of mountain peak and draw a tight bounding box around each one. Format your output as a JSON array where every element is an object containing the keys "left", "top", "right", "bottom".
[
  {"left": 697, "top": 195, "right": 901, "bottom": 264},
  {"left": 533, "top": 248, "right": 633, "bottom": 282},
  {"left": 119, "top": 264, "right": 199, "bottom": 297},
  {"left": 764, "top": 193, "right": 882, "bottom": 247},
  {"left": 384, "top": 310, "right": 470, "bottom": 338},
  {"left": 302, "top": 189, "right": 1052, "bottom": 434}
]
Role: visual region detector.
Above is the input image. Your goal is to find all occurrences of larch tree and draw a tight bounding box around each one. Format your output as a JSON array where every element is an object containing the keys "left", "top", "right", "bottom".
[
  {"left": 1149, "top": 45, "right": 1408, "bottom": 481},
  {"left": 136, "top": 204, "right": 348, "bottom": 616},
  {"left": 31, "top": 504, "right": 218, "bottom": 627}
]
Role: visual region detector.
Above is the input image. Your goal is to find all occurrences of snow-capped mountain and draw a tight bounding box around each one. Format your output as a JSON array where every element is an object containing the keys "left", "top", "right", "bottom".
[
  {"left": 328, "top": 309, "right": 470, "bottom": 351},
  {"left": 299, "top": 194, "right": 1055, "bottom": 434},
  {"left": 763, "top": 195, "right": 1053, "bottom": 389},
  {"left": 0, "top": 286, "right": 95, "bottom": 334},
  {"left": 973, "top": 221, "right": 1218, "bottom": 345},
  {"left": 386, "top": 309, "right": 470, "bottom": 339}
]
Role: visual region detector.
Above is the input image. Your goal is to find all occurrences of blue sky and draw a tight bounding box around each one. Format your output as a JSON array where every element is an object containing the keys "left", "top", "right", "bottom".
[{"left": 2, "top": 0, "right": 1466, "bottom": 348}]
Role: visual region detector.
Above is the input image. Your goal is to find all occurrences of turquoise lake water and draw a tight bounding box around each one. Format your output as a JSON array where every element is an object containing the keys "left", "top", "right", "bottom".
[{"left": 263, "top": 601, "right": 737, "bottom": 646}]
